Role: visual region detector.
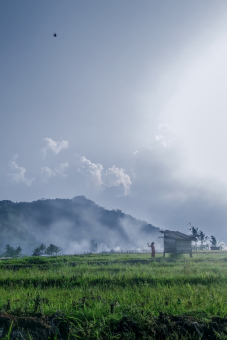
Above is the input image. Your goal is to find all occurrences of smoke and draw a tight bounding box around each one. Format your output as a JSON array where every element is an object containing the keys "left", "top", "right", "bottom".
[{"left": 0, "top": 196, "right": 160, "bottom": 255}]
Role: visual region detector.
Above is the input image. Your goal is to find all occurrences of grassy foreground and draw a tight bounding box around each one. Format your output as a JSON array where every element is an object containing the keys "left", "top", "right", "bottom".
[{"left": 0, "top": 252, "right": 227, "bottom": 339}]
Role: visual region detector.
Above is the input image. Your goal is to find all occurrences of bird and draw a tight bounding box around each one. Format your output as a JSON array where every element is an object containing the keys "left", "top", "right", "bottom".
[{"left": 53, "top": 33, "right": 57, "bottom": 37}]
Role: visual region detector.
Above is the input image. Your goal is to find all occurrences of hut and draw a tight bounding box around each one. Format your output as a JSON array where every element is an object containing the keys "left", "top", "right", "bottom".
[{"left": 160, "top": 230, "right": 197, "bottom": 257}]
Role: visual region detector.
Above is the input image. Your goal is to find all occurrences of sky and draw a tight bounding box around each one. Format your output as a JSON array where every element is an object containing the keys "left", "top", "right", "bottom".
[{"left": 1, "top": 0, "right": 227, "bottom": 241}]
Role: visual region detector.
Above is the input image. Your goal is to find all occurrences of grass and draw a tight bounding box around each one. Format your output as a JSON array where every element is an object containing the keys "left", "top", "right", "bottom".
[{"left": 0, "top": 252, "right": 227, "bottom": 339}]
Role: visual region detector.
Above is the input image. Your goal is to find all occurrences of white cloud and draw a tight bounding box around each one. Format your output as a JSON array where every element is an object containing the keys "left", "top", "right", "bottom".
[
  {"left": 80, "top": 156, "right": 103, "bottom": 186},
  {"left": 7, "top": 161, "right": 35, "bottom": 186},
  {"left": 42, "top": 138, "right": 69, "bottom": 157},
  {"left": 41, "top": 162, "right": 69, "bottom": 179},
  {"left": 57, "top": 162, "right": 69, "bottom": 176},
  {"left": 79, "top": 156, "right": 132, "bottom": 195},
  {"left": 41, "top": 167, "right": 56, "bottom": 179},
  {"left": 104, "top": 165, "right": 132, "bottom": 195}
]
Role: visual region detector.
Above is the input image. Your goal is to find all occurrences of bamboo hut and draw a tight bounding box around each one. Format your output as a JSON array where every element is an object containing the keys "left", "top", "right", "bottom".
[{"left": 160, "top": 230, "right": 197, "bottom": 257}]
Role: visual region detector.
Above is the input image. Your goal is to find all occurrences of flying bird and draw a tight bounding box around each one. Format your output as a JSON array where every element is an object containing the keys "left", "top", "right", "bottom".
[{"left": 53, "top": 33, "right": 57, "bottom": 37}]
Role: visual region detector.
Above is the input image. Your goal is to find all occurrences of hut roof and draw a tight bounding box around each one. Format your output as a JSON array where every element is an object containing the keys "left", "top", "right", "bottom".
[{"left": 160, "top": 230, "right": 197, "bottom": 240}]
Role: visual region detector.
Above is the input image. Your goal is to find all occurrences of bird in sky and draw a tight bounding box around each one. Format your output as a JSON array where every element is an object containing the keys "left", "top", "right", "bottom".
[{"left": 53, "top": 33, "right": 57, "bottom": 37}]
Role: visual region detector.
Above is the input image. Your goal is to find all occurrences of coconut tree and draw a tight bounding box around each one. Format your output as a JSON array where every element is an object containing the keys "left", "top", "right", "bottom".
[
  {"left": 198, "top": 231, "right": 209, "bottom": 250},
  {"left": 210, "top": 236, "right": 224, "bottom": 249},
  {"left": 188, "top": 223, "right": 199, "bottom": 237},
  {"left": 188, "top": 223, "right": 199, "bottom": 250}
]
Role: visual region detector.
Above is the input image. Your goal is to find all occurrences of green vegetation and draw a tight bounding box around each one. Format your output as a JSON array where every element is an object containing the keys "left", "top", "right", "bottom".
[
  {"left": 3, "top": 244, "right": 22, "bottom": 257},
  {"left": 0, "top": 198, "right": 159, "bottom": 255},
  {"left": 0, "top": 252, "right": 227, "bottom": 339},
  {"left": 32, "top": 243, "right": 61, "bottom": 256}
]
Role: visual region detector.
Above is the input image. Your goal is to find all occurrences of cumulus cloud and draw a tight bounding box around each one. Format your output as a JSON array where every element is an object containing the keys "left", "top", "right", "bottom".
[
  {"left": 41, "top": 162, "right": 69, "bottom": 179},
  {"left": 79, "top": 156, "right": 132, "bottom": 195},
  {"left": 80, "top": 156, "right": 103, "bottom": 186},
  {"left": 57, "top": 162, "right": 69, "bottom": 174},
  {"left": 41, "top": 167, "right": 56, "bottom": 179},
  {"left": 42, "top": 138, "right": 68, "bottom": 157},
  {"left": 104, "top": 166, "right": 132, "bottom": 195},
  {"left": 7, "top": 161, "right": 35, "bottom": 186}
]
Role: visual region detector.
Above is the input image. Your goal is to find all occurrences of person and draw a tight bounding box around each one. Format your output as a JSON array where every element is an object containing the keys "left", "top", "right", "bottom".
[{"left": 147, "top": 242, "right": 155, "bottom": 257}]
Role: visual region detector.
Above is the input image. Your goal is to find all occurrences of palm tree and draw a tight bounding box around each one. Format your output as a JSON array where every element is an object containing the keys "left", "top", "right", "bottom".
[
  {"left": 188, "top": 223, "right": 199, "bottom": 250},
  {"left": 210, "top": 236, "right": 224, "bottom": 249},
  {"left": 188, "top": 223, "right": 199, "bottom": 237},
  {"left": 198, "top": 231, "right": 209, "bottom": 250}
]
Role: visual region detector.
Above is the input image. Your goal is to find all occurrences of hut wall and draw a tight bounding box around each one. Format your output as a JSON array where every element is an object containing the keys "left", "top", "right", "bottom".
[
  {"left": 164, "top": 238, "right": 176, "bottom": 253},
  {"left": 175, "top": 240, "right": 192, "bottom": 254},
  {"left": 210, "top": 246, "right": 221, "bottom": 250}
]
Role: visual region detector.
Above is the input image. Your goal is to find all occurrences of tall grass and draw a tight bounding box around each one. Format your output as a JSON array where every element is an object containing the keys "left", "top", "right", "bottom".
[{"left": 0, "top": 252, "right": 227, "bottom": 318}]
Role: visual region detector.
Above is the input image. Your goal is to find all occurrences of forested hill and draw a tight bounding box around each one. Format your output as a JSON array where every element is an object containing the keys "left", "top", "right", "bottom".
[{"left": 0, "top": 196, "right": 160, "bottom": 255}]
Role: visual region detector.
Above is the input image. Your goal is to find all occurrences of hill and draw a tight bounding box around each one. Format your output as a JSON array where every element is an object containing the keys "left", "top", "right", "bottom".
[{"left": 0, "top": 196, "right": 160, "bottom": 255}]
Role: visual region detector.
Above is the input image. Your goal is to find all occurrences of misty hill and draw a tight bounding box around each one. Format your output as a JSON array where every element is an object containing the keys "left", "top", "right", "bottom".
[{"left": 0, "top": 196, "right": 160, "bottom": 255}]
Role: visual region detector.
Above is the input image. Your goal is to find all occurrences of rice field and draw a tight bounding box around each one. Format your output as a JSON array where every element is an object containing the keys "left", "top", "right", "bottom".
[{"left": 0, "top": 251, "right": 227, "bottom": 339}]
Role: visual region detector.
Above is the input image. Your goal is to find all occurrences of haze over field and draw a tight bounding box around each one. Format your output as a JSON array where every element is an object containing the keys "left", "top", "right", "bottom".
[
  {"left": 0, "top": 197, "right": 160, "bottom": 255},
  {"left": 1, "top": 1, "right": 227, "bottom": 242}
]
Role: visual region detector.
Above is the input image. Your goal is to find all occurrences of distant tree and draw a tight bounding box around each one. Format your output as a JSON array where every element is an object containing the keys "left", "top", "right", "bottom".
[
  {"left": 39, "top": 243, "right": 46, "bottom": 254},
  {"left": 32, "top": 247, "right": 42, "bottom": 256},
  {"left": 45, "top": 244, "right": 54, "bottom": 256},
  {"left": 210, "top": 236, "right": 218, "bottom": 247},
  {"left": 54, "top": 246, "right": 61, "bottom": 255},
  {"left": 45, "top": 244, "right": 60, "bottom": 256},
  {"left": 89, "top": 239, "right": 97, "bottom": 253},
  {"left": 4, "top": 244, "right": 22, "bottom": 257},
  {"left": 198, "top": 231, "right": 209, "bottom": 250},
  {"left": 210, "top": 236, "right": 224, "bottom": 249},
  {"left": 15, "top": 246, "right": 22, "bottom": 256},
  {"left": 188, "top": 223, "right": 199, "bottom": 237},
  {"left": 5, "top": 244, "right": 13, "bottom": 257},
  {"left": 188, "top": 223, "right": 200, "bottom": 249}
]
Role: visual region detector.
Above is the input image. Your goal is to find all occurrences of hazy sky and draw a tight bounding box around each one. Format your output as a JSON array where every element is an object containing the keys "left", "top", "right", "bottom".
[{"left": 1, "top": 1, "right": 227, "bottom": 240}]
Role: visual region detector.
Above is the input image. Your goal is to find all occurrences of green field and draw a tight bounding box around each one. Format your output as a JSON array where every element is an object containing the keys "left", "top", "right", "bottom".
[{"left": 0, "top": 252, "right": 227, "bottom": 339}]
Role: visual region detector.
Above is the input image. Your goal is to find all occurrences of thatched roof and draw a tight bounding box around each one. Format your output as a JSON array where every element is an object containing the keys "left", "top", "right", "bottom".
[{"left": 160, "top": 230, "right": 197, "bottom": 241}]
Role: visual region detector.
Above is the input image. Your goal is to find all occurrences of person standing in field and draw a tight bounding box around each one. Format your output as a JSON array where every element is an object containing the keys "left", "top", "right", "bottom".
[{"left": 147, "top": 242, "right": 155, "bottom": 257}]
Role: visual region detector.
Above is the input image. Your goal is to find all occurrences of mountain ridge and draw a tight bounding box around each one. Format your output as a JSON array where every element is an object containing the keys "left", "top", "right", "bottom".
[{"left": 0, "top": 196, "right": 160, "bottom": 254}]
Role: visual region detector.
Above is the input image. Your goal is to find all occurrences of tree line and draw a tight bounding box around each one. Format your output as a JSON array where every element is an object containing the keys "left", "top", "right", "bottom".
[
  {"left": 0, "top": 243, "right": 61, "bottom": 257},
  {"left": 1, "top": 239, "right": 97, "bottom": 257},
  {"left": 189, "top": 223, "right": 224, "bottom": 249},
  {"left": 3, "top": 244, "right": 22, "bottom": 257},
  {"left": 32, "top": 243, "right": 61, "bottom": 256}
]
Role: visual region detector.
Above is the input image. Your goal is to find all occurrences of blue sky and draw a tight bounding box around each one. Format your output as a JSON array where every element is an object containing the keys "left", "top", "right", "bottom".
[{"left": 1, "top": 1, "right": 227, "bottom": 240}]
